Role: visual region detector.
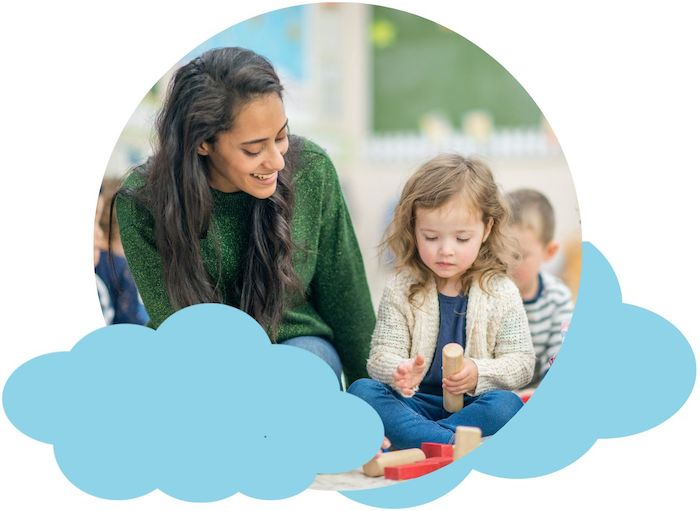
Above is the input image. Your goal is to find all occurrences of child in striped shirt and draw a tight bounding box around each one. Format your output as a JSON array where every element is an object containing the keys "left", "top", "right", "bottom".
[{"left": 507, "top": 189, "right": 574, "bottom": 387}]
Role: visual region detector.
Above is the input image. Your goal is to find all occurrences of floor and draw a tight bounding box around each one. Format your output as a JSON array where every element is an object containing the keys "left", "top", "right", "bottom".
[{"left": 310, "top": 468, "right": 401, "bottom": 491}]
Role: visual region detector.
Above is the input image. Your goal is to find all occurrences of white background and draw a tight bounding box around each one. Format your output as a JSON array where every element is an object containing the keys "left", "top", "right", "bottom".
[{"left": 0, "top": 1, "right": 698, "bottom": 509}]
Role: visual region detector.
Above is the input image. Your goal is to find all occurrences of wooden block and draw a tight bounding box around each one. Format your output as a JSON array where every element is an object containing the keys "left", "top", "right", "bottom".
[
  {"left": 453, "top": 426, "right": 482, "bottom": 460},
  {"left": 362, "top": 448, "right": 426, "bottom": 477},
  {"left": 421, "top": 442, "right": 454, "bottom": 458},
  {"left": 384, "top": 457, "right": 453, "bottom": 480},
  {"left": 442, "top": 343, "right": 465, "bottom": 412},
  {"left": 519, "top": 389, "right": 534, "bottom": 404}
]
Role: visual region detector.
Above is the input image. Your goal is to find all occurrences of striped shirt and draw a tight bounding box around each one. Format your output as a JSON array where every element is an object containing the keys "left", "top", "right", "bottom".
[{"left": 523, "top": 272, "right": 574, "bottom": 387}]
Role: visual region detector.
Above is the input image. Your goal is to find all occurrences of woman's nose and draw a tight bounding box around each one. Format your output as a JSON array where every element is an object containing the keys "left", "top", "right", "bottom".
[{"left": 263, "top": 145, "right": 285, "bottom": 172}]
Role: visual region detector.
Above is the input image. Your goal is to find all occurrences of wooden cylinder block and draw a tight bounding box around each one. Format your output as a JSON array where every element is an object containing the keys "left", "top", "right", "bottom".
[
  {"left": 442, "top": 343, "right": 465, "bottom": 412},
  {"left": 362, "top": 448, "right": 426, "bottom": 477},
  {"left": 453, "top": 426, "right": 482, "bottom": 460}
]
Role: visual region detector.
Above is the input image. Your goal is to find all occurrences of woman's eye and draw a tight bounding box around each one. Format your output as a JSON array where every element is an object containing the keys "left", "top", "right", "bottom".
[
  {"left": 243, "top": 149, "right": 262, "bottom": 157},
  {"left": 458, "top": 238, "right": 471, "bottom": 243},
  {"left": 424, "top": 236, "right": 437, "bottom": 241}
]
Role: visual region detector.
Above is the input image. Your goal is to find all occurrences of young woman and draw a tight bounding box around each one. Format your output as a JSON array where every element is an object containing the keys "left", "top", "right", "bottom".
[{"left": 114, "top": 47, "right": 375, "bottom": 387}]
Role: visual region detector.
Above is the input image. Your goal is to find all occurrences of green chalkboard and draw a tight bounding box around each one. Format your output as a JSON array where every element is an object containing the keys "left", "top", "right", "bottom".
[{"left": 372, "top": 6, "right": 542, "bottom": 133}]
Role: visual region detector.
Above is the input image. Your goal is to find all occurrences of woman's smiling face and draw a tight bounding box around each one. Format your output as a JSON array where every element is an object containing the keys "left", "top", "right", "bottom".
[{"left": 198, "top": 92, "right": 289, "bottom": 198}]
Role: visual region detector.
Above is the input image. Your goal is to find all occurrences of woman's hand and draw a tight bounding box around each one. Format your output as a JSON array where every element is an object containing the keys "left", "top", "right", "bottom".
[
  {"left": 393, "top": 355, "right": 426, "bottom": 397},
  {"left": 443, "top": 358, "right": 478, "bottom": 395},
  {"left": 374, "top": 436, "right": 391, "bottom": 458},
  {"left": 364, "top": 436, "right": 391, "bottom": 467}
]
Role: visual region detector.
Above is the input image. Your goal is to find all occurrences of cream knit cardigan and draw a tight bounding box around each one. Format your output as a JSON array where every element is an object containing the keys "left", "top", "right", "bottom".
[{"left": 367, "top": 271, "right": 535, "bottom": 396}]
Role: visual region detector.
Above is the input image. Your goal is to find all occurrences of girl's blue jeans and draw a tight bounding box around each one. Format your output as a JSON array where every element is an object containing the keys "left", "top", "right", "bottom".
[
  {"left": 279, "top": 335, "right": 343, "bottom": 389},
  {"left": 347, "top": 378, "right": 523, "bottom": 449}
]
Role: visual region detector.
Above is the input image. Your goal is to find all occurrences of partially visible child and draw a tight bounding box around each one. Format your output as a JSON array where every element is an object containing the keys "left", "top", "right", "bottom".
[
  {"left": 95, "top": 187, "right": 149, "bottom": 326},
  {"left": 506, "top": 189, "right": 574, "bottom": 387},
  {"left": 349, "top": 154, "right": 534, "bottom": 450}
]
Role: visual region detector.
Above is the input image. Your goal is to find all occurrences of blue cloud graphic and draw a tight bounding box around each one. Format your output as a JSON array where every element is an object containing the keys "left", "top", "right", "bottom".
[
  {"left": 343, "top": 242, "right": 696, "bottom": 508},
  {"left": 2, "top": 304, "right": 384, "bottom": 502}
]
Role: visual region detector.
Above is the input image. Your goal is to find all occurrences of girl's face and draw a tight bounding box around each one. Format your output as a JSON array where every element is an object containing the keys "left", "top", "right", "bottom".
[
  {"left": 414, "top": 196, "right": 492, "bottom": 295},
  {"left": 198, "top": 92, "right": 289, "bottom": 198}
]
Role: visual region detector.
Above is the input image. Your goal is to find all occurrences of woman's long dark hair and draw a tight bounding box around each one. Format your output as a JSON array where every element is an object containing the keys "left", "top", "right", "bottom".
[{"left": 116, "top": 47, "right": 303, "bottom": 338}]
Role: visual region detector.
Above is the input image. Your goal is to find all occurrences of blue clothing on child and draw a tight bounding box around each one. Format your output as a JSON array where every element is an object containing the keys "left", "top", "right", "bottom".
[
  {"left": 95, "top": 251, "right": 149, "bottom": 325},
  {"left": 349, "top": 290, "right": 523, "bottom": 449},
  {"left": 348, "top": 379, "right": 522, "bottom": 448},
  {"left": 419, "top": 293, "right": 468, "bottom": 395}
]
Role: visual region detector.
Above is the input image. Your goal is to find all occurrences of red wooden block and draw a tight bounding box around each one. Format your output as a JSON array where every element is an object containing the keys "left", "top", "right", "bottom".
[
  {"left": 384, "top": 457, "right": 453, "bottom": 480},
  {"left": 421, "top": 442, "right": 454, "bottom": 458},
  {"left": 519, "top": 389, "right": 534, "bottom": 404}
]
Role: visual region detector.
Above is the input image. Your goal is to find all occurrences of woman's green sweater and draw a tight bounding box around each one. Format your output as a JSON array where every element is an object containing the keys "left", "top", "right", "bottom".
[{"left": 115, "top": 139, "right": 375, "bottom": 384}]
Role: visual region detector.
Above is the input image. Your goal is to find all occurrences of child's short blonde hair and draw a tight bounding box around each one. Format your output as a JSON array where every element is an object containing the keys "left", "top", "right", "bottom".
[
  {"left": 506, "top": 189, "right": 555, "bottom": 245},
  {"left": 383, "top": 154, "right": 516, "bottom": 303}
]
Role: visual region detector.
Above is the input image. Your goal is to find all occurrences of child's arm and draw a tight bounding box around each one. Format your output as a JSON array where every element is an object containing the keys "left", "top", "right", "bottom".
[
  {"left": 540, "top": 294, "right": 574, "bottom": 380},
  {"left": 367, "top": 278, "right": 418, "bottom": 390},
  {"left": 469, "top": 282, "right": 535, "bottom": 395}
]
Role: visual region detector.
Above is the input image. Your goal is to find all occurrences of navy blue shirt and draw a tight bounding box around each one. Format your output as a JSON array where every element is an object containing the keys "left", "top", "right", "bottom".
[{"left": 419, "top": 293, "right": 468, "bottom": 395}]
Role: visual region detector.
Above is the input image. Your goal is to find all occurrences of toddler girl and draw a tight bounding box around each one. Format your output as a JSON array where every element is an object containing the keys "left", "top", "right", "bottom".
[{"left": 349, "top": 154, "right": 534, "bottom": 449}]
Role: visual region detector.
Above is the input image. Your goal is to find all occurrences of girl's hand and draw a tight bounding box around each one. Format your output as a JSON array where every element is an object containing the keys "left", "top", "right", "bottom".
[
  {"left": 443, "top": 358, "right": 478, "bottom": 395},
  {"left": 392, "top": 355, "right": 426, "bottom": 397}
]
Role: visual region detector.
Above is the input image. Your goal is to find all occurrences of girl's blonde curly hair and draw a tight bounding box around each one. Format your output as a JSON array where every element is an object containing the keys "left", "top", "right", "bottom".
[{"left": 383, "top": 154, "right": 517, "bottom": 305}]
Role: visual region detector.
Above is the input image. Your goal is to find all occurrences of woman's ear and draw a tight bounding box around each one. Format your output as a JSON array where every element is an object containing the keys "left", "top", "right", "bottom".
[
  {"left": 196, "top": 141, "right": 211, "bottom": 156},
  {"left": 482, "top": 217, "right": 494, "bottom": 242}
]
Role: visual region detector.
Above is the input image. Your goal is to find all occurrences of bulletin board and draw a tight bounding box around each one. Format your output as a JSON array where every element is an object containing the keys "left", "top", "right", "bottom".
[{"left": 371, "top": 6, "right": 543, "bottom": 133}]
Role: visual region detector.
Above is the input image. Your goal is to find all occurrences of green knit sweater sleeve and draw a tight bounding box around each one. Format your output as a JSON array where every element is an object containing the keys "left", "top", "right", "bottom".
[
  {"left": 115, "top": 174, "right": 176, "bottom": 328},
  {"left": 114, "top": 142, "right": 376, "bottom": 385},
  {"left": 302, "top": 148, "right": 376, "bottom": 385}
]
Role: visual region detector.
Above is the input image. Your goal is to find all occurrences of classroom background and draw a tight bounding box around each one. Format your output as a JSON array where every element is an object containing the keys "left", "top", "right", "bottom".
[{"left": 99, "top": 3, "right": 581, "bottom": 310}]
